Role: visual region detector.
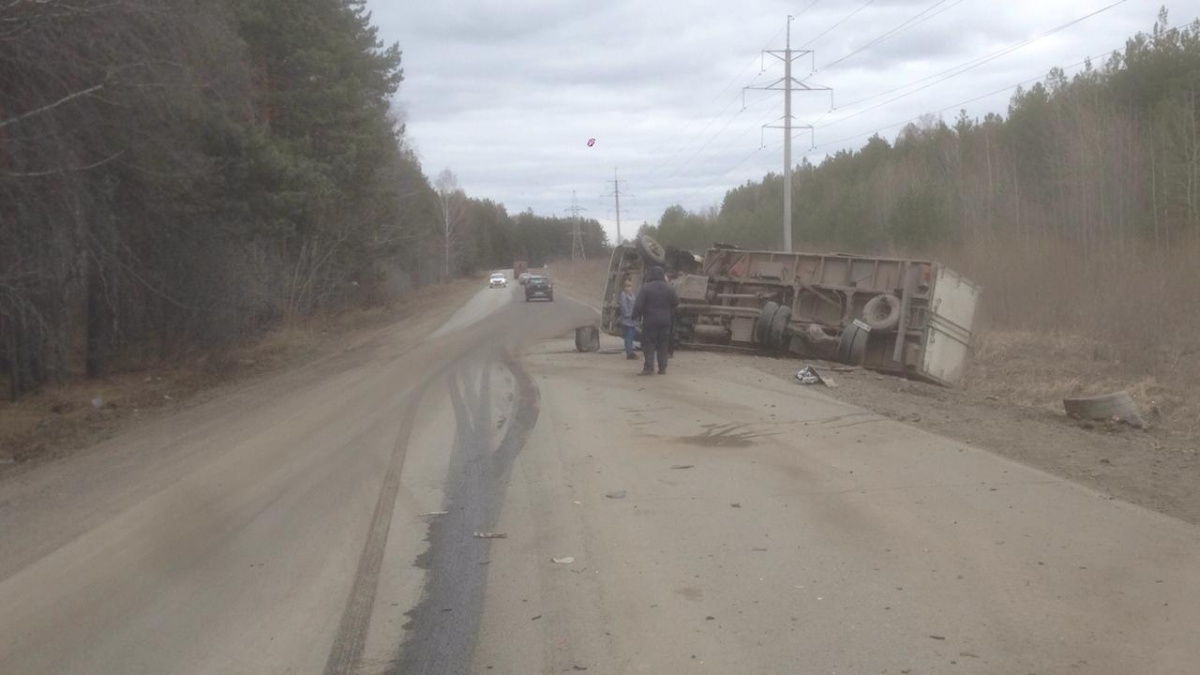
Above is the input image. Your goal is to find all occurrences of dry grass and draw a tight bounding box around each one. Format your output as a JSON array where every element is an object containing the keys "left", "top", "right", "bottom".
[
  {"left": 941, "top": 235, "right": 1200, "bottom": 440},
  {"left": 550, "top": 258, "right": 608, "bottom": 306}
]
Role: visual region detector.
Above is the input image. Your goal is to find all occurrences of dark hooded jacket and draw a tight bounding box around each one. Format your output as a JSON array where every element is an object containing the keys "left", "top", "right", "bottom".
[{"left": 633, "top": 266, "right": 679, "bottom": 328}]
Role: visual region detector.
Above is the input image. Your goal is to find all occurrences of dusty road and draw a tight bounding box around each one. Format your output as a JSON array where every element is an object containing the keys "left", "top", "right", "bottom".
[{"left": 2, "top": 278, "right": 1198, "bottom": 674}]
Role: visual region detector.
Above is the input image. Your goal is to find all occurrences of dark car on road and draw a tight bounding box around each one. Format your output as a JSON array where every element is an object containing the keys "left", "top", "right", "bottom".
[{"left": 524, "top": 275, "right": 553, "bottom": 302}]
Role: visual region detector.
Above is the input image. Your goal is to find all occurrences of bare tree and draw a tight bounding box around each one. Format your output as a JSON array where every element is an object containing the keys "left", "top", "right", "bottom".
[{"left": 434, "top": 169, "right": 467, "bottom": 281}]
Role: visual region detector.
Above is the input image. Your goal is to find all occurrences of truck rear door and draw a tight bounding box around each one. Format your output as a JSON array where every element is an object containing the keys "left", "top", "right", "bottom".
[{"left": 921, "top": 267, "right": 980, "bottom": 385}]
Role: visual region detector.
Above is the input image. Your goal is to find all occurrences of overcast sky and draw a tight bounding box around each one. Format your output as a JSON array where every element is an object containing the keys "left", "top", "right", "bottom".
[{"left": 367, "top": 0, "right": 1175, "bottom": 243}]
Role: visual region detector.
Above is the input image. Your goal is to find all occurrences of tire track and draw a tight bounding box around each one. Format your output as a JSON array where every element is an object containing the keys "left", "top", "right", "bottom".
[
  {"left": 391, "top": 352, "right": 540, "bottom": 675},
  {"left": 322, "top": 384, "right": 428, "bottom": 675}
]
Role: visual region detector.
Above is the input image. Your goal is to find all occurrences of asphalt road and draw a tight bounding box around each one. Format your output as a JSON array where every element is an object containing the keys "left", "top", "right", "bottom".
[{"left": 1, "top": 277, "right": 1198, "bottom": 674}]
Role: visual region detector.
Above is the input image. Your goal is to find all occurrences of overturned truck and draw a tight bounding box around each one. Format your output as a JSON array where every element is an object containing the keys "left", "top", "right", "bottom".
[{"left": 600, "top": 236, "right": 980, "bottom": 386}]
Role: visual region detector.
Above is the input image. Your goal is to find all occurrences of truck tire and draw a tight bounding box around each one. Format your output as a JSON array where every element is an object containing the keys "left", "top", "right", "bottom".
[
  {"left": 1063, "top": 391, "right": 1145, "bottom": 428},
  {"left": 862, "top": 294, "right": 901, "bottom": 331},
  {"left": 769, "top": 305, "right": 792, "bottom": 350},
  {"left": 756, "top": 301, "right": 780, "bottom": 345},
  {"left": 837, "top": 321, "right": 870, "bottom": 366},
  {"left": 574, "top": 326, "right": 600, "bottom": 352},
  {"left": 637, "top": 235, "right": 667, "bottom": 266}
]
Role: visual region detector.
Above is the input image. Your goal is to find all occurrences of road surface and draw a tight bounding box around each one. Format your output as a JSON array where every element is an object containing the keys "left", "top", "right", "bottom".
[{"left": 1, "top": 276, "right": 1198, "bottom": 674}]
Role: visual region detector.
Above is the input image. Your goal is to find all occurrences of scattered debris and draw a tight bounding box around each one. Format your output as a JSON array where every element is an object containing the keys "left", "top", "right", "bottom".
[
  {"left": 531, "top": 615, "right": 542, "bottom": 621},
  {"left": 573, "top": 500, "right": 582, "bottom": 505},
  {"left": 929, "top": 635, "right": 946, "bottom": 640},
  {"left": 670, "top": 464, "right": 695, "bottom": 470},
  {"left": 91, "top": 396, "right": 105, "bottom": 409},
  {"left": 705, "top": 616, "right": 715, "bottom": 621},
  {"left": 730, "top": 503, "right": 741, "bottom": 508},
  {"left": 1063, "top": 390, "right": 1145, "bottom": 428},
  {"left": 473, "top": 532, "right": 507, "bottom": 539},
  {"left": 605, "top": 490, "right": 627, "bottom": 499},
  {"left": 420, "top": 511, "right": 449, "bottom": 517},
  {"left": 794, "top": 365, "right": 836, "bottom": 387},
  {"left": 552, "top": 556, "right": 575, "bottom": 564}
]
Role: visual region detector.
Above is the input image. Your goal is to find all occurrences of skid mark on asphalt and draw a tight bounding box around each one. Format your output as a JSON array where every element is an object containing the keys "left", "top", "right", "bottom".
[
  {"left": 675, "top": 423, "right": 781, "bottom": 448},
  {"left": 323, "top": 387, "right": 427, "bottom": 675},
  {"left": 391, "top": 352, "right": 540, "bottom": 675}
]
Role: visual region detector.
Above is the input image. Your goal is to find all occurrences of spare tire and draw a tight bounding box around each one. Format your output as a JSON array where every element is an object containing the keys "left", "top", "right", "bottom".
[
  {"left": 861, "top": 294, "right": 902, "bottom": 331},
  {"left": 637, "top": 235, "right": 667, "bottom": 266},
  {"left": 756, "top": 301, "right": 780, "bottom": 345}
]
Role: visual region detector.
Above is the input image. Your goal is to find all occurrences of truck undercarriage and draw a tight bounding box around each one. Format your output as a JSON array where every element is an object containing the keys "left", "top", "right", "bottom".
[{"left": 597, "top": 236, "right": 980, "bottom": 386}]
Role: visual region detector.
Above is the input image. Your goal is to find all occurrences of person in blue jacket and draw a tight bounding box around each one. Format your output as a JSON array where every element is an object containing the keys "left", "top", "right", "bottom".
[{"left": 619, "top": 279, "right": 638, "bottom": 360}]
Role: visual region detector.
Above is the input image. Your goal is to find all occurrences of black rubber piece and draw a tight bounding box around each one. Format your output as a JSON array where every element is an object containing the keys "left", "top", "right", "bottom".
[
  {"left": 769, "top": 305, "right": 792, "bottom": 350},
  {"left": 756, "top": 301, "right": 780, "bottom": 345}
]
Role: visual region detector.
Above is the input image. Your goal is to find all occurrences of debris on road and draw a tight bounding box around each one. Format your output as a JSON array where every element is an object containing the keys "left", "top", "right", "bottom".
[
  {"left": 552, "top": 556, "right": 575, "bottom": 564},
  {"left": 670, "top": 464, "right": 694, "bottom": 470},
  {"left": 730, "top": 503, "right": 741, "bottom": 508},
  {"left": 473, "top": 532, "right": 507, "bottom": 539},
  {"left": 795, "top": 365, "right": 836, "bottom": 387},
  {"left": 605, "top": 490, "right": 627, "bottom": 499},
  {"left": 531, "top": 615, "right": 542, "bottom": 621},
  {"left": 929, "top": 635, "right": 946, "bottom": 640},
  {"left": 420, "top": 511, "right": 449, "bottom": 517},
  {"left": 1063, "top": 390, "right": 1146, "bottom": 428}
]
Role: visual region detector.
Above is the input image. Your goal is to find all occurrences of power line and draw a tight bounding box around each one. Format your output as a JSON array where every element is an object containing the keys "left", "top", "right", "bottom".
[
  {"left": 798, "top": 0, "right": 876, "bottom": 49},
  {"left": 817, "top": 0, "right": 1131, "bottom": 129},
  {"left": 630, "top": 25, "right": 787, "bottom": 185},
  {"left": 812, "top": 51, "right": 1107, "bottom": 151},
  {"left": 821, "top": 0, "right": 969, "bottom": 71}
]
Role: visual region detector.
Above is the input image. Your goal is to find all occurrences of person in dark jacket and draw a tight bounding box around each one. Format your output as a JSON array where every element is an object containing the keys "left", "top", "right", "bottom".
[{"left": 632, "top": 265, "right": 679, "bottom": 375}]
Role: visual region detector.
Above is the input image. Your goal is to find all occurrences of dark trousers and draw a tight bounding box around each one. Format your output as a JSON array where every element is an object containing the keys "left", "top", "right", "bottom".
[{"left": 641, "top": 322, "right": 671, "bottom": 372}]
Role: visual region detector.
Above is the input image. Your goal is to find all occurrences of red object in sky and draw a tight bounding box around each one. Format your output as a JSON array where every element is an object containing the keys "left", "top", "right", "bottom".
[{"left": 586, "top": 138, "right": 596, "bottom": 147}]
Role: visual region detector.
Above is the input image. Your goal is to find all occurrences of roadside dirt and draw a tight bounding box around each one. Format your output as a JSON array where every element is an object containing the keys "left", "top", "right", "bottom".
[
  {"left": 0, "top": 278, "right": 481, "bottom": 469},
  {"left": 552, "top": 258, "right": 1200, "bottom": 526}
]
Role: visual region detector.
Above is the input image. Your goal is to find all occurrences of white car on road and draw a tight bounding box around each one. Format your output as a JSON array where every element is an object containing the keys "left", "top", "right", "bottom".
[{"left": 489, "top": 273, "right": 507, "bottom": 288}]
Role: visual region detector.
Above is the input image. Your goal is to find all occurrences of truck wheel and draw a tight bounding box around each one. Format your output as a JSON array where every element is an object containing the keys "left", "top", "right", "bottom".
[
  {"left": 637, "top": 235, "right": 667, "bottom": 266},
  {"left": 769, "top": 305, "right": 792, "bottom": 350},
  {"left": 837, "top": 322, "right": 870, "bottom": 366},
  {"left": 756, "top": 301, "right": 780, "bottom": 345},
  {"left": 862, "top": 294, "right": 901, "bottom": 331},
  {"left": 1063, "top": 391, "right": 1145, "bottom": 428},
  {"left": 575, "top": 326, "right": 600, "bottom": 352}
]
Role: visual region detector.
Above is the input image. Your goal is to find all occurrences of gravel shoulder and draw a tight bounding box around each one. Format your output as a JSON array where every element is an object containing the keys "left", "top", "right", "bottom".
[{"left": 553, "top": 260, "right": 1200, "bottom": 526}]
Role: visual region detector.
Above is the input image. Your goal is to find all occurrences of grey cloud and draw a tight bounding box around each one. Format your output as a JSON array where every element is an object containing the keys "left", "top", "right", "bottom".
[{"left": 368, "top": 0, "right": 1167, "bottom": 235}]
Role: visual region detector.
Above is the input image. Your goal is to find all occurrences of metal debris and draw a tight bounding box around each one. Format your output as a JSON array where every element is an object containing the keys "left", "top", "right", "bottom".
[{"left": 794, "top": 365, "right": 836, "bottom": 387}]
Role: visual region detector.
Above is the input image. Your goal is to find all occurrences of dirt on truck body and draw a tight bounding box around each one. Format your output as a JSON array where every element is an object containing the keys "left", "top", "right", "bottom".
[{"left": 599, "top": 236, "right": 981, "bottom": 386}]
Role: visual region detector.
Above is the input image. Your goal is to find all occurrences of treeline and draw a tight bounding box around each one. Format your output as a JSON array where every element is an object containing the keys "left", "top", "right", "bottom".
[
  {"left": 0, "top": 0, "right": 597, "bottom": 399},
  {"left": 645, "top": 10, "right": 1200, "bottom": 258}
]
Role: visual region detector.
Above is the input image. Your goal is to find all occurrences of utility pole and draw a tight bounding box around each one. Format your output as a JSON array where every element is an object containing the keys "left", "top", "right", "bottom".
[
  {"left": 745, "top": 16, "right": 831, "bottom": 252},
  {"left": 566, "top": 191, "right": 587, "bottom": 261},
  {"left": 609, "top": 168, "right": 626, "bottom": 244}
]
